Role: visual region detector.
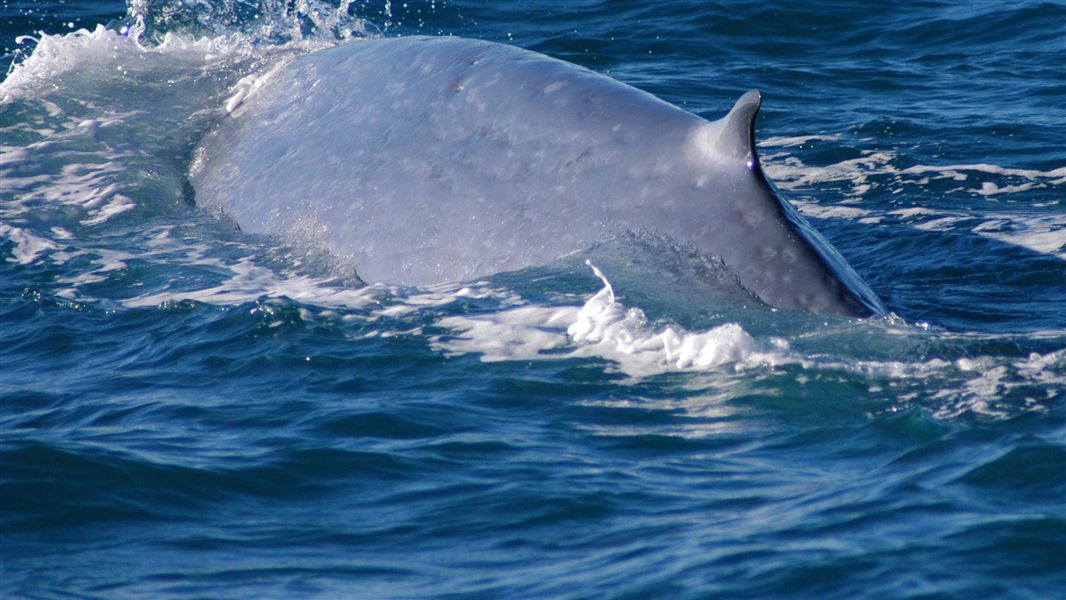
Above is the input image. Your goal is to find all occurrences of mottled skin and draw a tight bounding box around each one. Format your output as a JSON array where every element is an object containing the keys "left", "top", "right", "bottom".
[{"left": 192, "top": 36, "right": 884, "bottom": 316}]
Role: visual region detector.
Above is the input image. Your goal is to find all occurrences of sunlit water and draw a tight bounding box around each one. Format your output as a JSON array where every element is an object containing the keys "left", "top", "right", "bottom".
[{"left": 2, "top": 1, "right": 1064, "bottom": 598}]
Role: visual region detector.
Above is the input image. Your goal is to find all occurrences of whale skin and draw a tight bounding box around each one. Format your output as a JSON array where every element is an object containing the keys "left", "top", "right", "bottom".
[{"left": 191, "top": 36, "right": 885, "bottom": 317}]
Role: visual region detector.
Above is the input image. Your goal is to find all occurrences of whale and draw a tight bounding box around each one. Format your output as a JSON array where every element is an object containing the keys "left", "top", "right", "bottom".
[{"left": 191, "top": 36, "right": 885, "bottom": 317}]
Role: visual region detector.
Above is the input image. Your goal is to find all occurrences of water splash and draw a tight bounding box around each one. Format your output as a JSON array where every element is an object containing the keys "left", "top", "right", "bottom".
[{"left": 123, "top": 0, "right": 374, "bottom": 45}]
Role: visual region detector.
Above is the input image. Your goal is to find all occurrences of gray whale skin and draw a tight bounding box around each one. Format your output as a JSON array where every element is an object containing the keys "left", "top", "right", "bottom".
[{"left": 192, "top": 36, "right": 885, "bottom": 317}]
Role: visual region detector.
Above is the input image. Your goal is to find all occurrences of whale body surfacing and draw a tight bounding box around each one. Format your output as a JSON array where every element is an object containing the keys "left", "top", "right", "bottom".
[{"left": 191, "top": 36, "right": 884, "bottom": 317}]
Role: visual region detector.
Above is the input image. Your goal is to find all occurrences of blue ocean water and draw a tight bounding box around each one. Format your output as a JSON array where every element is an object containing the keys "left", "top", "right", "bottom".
[{"left": 2, "top": 1, "right": 1065, "bottom": 598}]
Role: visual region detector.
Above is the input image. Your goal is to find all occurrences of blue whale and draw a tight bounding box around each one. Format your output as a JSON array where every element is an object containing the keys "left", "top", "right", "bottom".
[{"left": 191, "top": 36, "right": 885, "bottom": 317}]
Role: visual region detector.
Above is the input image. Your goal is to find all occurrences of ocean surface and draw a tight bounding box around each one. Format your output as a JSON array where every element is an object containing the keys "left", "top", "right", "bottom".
[{"left": 2, "top": 1, "right": 1065, "bottom": 598}]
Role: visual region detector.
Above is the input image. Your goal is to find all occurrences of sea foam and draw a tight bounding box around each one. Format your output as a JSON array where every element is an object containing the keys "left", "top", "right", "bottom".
[{"left": 434, "top": 262, "right": 790, "bottom": 377}]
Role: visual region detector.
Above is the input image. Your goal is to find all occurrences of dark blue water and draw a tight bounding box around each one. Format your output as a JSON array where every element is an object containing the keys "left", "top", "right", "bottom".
[{"left": 2, "top": 1, "right": 1065, "bottom": 598}]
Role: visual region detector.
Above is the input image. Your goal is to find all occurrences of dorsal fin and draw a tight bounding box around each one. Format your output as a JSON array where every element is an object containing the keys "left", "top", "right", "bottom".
[{"left": 715, "top": 89, "right": 761, "bottom": 161}]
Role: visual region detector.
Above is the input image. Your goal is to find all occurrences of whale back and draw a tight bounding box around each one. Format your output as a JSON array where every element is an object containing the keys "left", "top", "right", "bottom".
[{"left": 192, "top": 36, "right": 883, "bottom": 316}]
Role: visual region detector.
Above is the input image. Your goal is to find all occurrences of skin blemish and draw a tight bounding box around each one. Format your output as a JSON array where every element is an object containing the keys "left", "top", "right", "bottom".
[{"left": 544, "top": 81, "right": 568, "bottom": 94}]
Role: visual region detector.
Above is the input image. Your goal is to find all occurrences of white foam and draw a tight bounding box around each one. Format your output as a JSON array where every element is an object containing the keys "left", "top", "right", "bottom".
[
  {"left": 912, "top": 215, "right": 967, "bottom": 232},
  {"left": 437, "top": 305, "right": 579, "bottom": 361},
  {"left": 2, "top": 26, "right": 243, "bottom": 101},
  {"left": 0, "top": 144, "right": 138, "bottom": 228},
  {"left": 889, "top": 208, "right": 1066, "bottom": 259},
  {"left": 763, "top": 146, "right": 1064, "bottom": 207},
  {"left": 972, "top": 215, "right": 1066, "bottom": 259},
  {"left": 54, "top": 247, "right": 135, "bottom": 294},
  {"left": 430, "top": 264, "right": 1062, "bottom": 417},
  {"left": 927, "top": 348, "right": 1066, "bottom": 419},
  {"left": 988, "top": 228, "right": 1066, "bottom": 260},
  {"left": 82, "top": 194, "right": 136, "bottom": 225},
  {"left": 762, "top": 150, "right": 898, "bottom": 199},
  {"left": 122, "top": 256, "right": 383, "bottom": 309},
  {"left": 0, "top": 223, "right": 59, "bottom": 264},
  {"left": 888, "top": 207, "right": 940, "bottom": 218},
  {"left": 902, "top": 163, "right": 1066, "bottom": 182},
  {"left": 790, "top": 201, "right": 874, "bottom": 220},
  {"left": 373, "top": 283, "right": 520, "bottom": 318},
  {"left": 762, "top": 134, "right": 843, "bottom": 147},
  {"left": 760, "top": 145, "right": 1065, "bottom": 259},
  {"left": 434, "top": 262, "right": 789, "bottom": 377},
  {"left": 114, "top": 232, "right": 519, "bottom": 316}
]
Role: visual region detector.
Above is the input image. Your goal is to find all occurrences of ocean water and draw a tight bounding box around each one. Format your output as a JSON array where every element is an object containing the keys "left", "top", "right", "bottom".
[{"left": 2, "top": 0, "right": 1065, "bottom": 598}]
